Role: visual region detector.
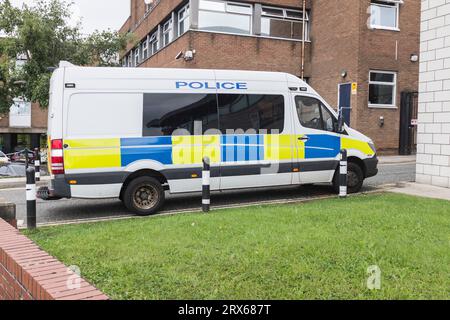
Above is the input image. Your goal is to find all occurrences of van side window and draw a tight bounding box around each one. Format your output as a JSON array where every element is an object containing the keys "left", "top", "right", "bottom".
[
  {"left": 295, "top": 96, "right": 336, "bottom": 132},
  {"left": 218, "top": 94, "right": 285, "bottom": 133},
  {"left": 143, "top": 93, "right": 218, "bottom": 136}
]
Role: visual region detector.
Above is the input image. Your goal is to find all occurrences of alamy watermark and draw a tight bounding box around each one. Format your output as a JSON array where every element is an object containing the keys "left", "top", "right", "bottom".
[
  {"left": 366, "top": 265, "right": 381, "bottom": 290},
  {"left": 66, "top": 265, "right": 82, "bottom": 290}
]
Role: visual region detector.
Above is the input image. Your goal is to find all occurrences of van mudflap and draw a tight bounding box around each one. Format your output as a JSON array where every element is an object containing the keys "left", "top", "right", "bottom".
[{"left": 37, "top": 186, "right": 63, "bottom": 201}]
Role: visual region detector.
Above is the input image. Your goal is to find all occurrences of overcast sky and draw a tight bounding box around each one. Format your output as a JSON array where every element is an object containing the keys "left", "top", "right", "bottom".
[{"left": 10, "top": 0, "right": 130, "bottom": 34}]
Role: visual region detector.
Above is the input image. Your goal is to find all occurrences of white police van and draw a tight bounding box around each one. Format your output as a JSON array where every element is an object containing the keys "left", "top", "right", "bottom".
[{"left": 42, "top": 61, "right": 378, "bottom": 215}]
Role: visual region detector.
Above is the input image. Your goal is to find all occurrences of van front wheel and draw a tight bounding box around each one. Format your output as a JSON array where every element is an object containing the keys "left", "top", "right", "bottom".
[
  {"left": 123, "top": 176, "right": 165, "bottom": 216},
  {"left": 333, "top": 162, "right": 364, "bottom": 194}
]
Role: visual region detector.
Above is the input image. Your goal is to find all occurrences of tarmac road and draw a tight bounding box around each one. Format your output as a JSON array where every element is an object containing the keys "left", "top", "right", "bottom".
[{"left": 0, "top": 162, "right": 416, "bottom": 226}]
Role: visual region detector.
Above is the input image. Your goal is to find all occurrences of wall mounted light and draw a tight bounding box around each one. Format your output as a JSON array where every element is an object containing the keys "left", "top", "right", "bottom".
[
  {"left": 340, "top": 70, "right": 347, "bottom": 78},
  {"left": 410, "top": 54, "right": 419, "bottom": 62}
]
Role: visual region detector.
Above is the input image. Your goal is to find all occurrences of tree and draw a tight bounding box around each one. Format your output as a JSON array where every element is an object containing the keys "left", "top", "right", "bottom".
[{"left": 0, "top": 0, "right": 131, "bottom": 113}]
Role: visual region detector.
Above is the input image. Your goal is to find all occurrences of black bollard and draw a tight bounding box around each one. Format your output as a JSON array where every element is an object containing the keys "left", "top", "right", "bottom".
[
  {"left": 26, "top": 167, "right": 37, "bottom": 229},
  {"left": 202, "top": 157, "right": 210, "bottom": 212},
  {"left": 24, "top": 149, "right": 29, "bottom": 169},
  {"left": 339, "top": 149, "right": 348, "bottom": 198}
]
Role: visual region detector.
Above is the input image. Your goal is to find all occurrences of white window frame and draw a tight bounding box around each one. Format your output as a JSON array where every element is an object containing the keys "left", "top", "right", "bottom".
[
  {"left": 369, "top": 0, "right": 401, "bottom": 31},
  {"left": 128, "top": 50, "right": 133, "bottom": 67},
  {"left": 198, "top": 0, "right": 253, "bottom": 35},
  {"left": 163, "top": 19, "right": 173, "bottom": 47},
  {"left": 368, "top": 70, "right": 397, "bottom": 109},
  {"left": 134, "top": 46, "right": 140, "bottom": 66},
  {"left": 261, "top": 5, "right": 310, "bottom": 41},
  {"left": 142, "top": 36, "right": 149, "bottom": 61},
  {"left": 178, "top": 4, "right": 190, "bottom": 36},
  {"left": 149, "top": 32, "right": 159, "bottom": 55}
]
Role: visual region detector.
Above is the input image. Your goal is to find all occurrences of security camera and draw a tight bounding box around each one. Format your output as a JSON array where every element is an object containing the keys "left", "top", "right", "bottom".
[
  {"left": 175, "top": 51, "right": 183, "bottom": 60},
  {"left": 184, "top": 50, "right": 194, "bottom": 61}
]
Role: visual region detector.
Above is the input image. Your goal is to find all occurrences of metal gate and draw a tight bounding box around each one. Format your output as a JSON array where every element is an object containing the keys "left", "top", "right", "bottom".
[{"left": 399, "top": 91, "right": 419, "bottom": 155}]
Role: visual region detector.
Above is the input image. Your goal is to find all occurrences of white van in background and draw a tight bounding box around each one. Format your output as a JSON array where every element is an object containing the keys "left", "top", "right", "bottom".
[{"left": 41, "top": 62, "right": 378, "bottom": 215}]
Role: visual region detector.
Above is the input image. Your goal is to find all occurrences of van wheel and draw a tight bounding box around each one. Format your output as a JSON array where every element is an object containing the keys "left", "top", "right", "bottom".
[
  {"left": 123, "top": 176, "right": 165, "bottom": 216},
  {"left": 333, "top": 162, "right": 364, "bottom": 194}
]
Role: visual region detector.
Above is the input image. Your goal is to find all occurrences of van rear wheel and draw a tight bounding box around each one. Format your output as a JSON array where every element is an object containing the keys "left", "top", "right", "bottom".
[
  {"left": 123, "top": 176, "right": 165, "bottom": 216},
  {"left": 333, "top": 162, "right": 364, "bottom": 194}
]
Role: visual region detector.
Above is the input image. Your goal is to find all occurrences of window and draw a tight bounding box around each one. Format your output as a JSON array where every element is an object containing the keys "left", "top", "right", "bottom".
[
  {"left": 370, "top": 0, "right": 400, "bottom": 30},
  {"left": 163, "top": 19, "right": 173, "bottom": 47},
  {"left": 178, "top": 5, "right": 190, "bottom": 36},
  {"left": 134, "top": 46, "right": 140, "bottom": 66},
  {"left": 145, "top": 0, "right": 159, "bottom": 13},
  {"left": 261, "top": 6, "right": 309, "bottom": 40},
  {"left": 295, "top": 96, "right": 337, "bottom": 132},
  {"left": 369, "top": 71, "right": 397, "bottom": 107},
  {"left": 218, "top": 94, "right": 285, "bottom": 133},
  {"left": 198, "top": 0, "right": 252, "bottom": 35},
  {"left": 67, "top": 93, "right": 142, "bottom": 138},
  {"left": 127, "top": 52, "right": 132, "bottom": 67},
  {"left": 142, "top": 36, "right": 149, "bottom": 61},
  {"left": 143, "top": 94, "right": 218, "bottom": 136},
  {"left": 149, "top": 32, "right": 159, "bottom": 55}
]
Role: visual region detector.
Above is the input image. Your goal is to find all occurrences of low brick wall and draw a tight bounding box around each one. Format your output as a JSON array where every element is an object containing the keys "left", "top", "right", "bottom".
[
  {"left": 0, "top": 219, "right": 108, "bottom": 300},
  {"left": 0, "top": 198, "right": 17, "bottom": 228}
]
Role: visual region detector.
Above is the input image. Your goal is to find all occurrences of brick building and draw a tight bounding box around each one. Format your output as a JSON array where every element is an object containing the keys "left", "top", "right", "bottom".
[
  {"left": 416, "top": 0, "right": 450, "bottom": 188},
  {"left": 0, "top": 53, "right": 47, "bottom": 154},
  {"left": 119, "top": 0, "right": 420, "bottom": 153}
]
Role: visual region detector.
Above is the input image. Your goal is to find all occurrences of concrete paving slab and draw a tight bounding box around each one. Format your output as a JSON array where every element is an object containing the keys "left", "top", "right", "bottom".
[{"left": 389, "top": 182, "right": 450, "bottom": 201}]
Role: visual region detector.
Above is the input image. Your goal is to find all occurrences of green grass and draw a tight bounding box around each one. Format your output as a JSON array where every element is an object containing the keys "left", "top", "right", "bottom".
[{"left": 24, "top": 193, "right": 450, "bottom": 300}]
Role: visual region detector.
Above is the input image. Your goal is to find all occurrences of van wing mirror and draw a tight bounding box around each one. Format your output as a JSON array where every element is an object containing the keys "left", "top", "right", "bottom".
[{"left": 336, "top": 108, "right": 345, "bottom": 133}]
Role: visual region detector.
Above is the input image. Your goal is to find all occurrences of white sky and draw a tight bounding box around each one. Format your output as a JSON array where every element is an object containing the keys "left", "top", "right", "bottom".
[{"left": 10, "top": 0, "right": 131, "bottom": 34}]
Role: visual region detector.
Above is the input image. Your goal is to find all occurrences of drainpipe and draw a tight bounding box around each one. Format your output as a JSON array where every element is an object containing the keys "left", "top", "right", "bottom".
[{"left": 301, "top": 0, "right": 306, "bottom": 80}]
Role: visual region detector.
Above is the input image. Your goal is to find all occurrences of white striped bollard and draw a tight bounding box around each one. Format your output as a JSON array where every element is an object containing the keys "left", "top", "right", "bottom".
[
  {"left": 34, "top": 148, "right": 41, "bottom": 182},
  {"left": 339, "top": 149, "right": 348, "bottom": 198},
  {"left": 26, "top": 167, "right": 37, "bottom": 229},
  {"left": 202, "top": 157, "right": 210, "bottom": 212}
]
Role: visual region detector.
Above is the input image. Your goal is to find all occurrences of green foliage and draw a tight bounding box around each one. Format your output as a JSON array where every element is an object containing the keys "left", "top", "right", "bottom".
[
  {"left": 0, "top": 0, "right": 131, "bottom": 113},
  {"left": 26, "top": 193, "right": 450, "bottom": 300}
]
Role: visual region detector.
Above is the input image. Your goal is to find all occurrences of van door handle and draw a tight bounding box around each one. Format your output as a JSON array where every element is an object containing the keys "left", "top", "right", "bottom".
[{"left": 298, "top": 136, "right": 310, "bottom": 141}]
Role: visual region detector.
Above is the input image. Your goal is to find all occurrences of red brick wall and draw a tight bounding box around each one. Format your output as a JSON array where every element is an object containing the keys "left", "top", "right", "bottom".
[
  {"left": 140, "top": 31, "right": 311, "bottom": 77},
  {"left": 121, "top": 0, "right": 420, "bottom": 153},
  {"left": 126, "top": 0, "right": 311, "bottom": 50},
  {"left": 0, "top": 219, "right": 108, "bottom": 300},
  {"left": 355, "top": 0, "right": 420, "bottom": 153}
]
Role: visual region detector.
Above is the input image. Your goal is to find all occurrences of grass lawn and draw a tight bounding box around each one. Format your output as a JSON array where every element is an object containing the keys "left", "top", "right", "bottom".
[{"left": 25, "top": 193, "right": 450, "bottom": 300}]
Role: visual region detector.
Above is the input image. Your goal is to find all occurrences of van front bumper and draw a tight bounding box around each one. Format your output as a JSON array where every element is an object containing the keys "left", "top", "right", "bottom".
[{"left": 364, "top": 156, "right": 379, "bottom": 178}]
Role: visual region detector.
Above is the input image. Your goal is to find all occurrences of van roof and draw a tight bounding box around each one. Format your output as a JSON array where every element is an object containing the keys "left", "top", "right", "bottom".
[{"left": 58, "top": 61, "right": 305, "bottom": 85}]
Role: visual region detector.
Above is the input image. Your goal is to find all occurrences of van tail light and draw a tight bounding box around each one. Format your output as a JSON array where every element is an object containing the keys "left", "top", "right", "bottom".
[{"left": 51, "top": 139, "right": 65, "bottom": 175}]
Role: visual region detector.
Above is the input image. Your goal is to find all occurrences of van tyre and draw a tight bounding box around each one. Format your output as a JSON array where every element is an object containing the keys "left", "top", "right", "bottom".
[
  {"left": 123, "top": 176, "right": 165, "bottom": 216},
  {"left": 333, "top": 162, "right": 364, "bottom": 194}
]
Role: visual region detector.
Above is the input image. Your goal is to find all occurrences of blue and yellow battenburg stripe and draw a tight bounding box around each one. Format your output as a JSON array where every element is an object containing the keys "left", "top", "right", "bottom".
[{"left": 63, "top": 135, "right": 374, "bottom": 170}]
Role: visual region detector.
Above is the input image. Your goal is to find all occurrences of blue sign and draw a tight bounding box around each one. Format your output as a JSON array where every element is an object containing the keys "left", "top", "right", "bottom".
[{"left": 176, "top": 81, "right": 248, "bottom": 90}]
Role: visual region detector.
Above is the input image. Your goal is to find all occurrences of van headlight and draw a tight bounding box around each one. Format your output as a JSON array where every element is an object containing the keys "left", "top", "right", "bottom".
[{"left": 368, "top": 142, "right": 377, "bottom": 155}]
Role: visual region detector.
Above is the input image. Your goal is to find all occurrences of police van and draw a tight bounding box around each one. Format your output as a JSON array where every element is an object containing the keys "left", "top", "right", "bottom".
[{"left": 42, "top": 61, "right": 378, "bottom": 215}]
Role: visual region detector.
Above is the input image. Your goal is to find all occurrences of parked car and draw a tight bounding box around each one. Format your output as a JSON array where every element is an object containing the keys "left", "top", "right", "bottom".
[
  {"left": 9, "top": 149, "right": 35, "bottom": 164},
  {"left": 0, "top": 151, "right": 11, "bottom": 166}
]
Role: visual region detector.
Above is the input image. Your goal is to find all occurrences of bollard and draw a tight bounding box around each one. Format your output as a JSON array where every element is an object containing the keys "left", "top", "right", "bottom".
[
  {"left": 339, "top": 149, "right": 348, "bottom": 198},
  {"left": 34, "top": 148, "right": 41, "bottom": 182},
  {"left": 202, "top": 157, "right": 210, "bottom": 212},
  {"left": 26, "top": 167, "right": 37, "bottom": 229},
  {"left": 24, "top": 149, "right": 29, "bottom": 169}
]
